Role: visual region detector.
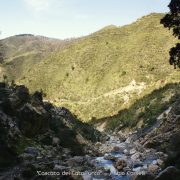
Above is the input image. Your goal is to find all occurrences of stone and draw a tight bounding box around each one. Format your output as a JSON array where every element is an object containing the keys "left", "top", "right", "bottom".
[
  {"left": 95, "top": 142, "right": 102, "bottom": 147},
  {"left": 114, "top": 159, "right": 127, "bottom": 171},
  {"left": 52, "top": 137, "right": 60, "bottom": 145},
  {"left": 67, "top": 156, "right": 85, "bottom": 167},
  {"left": 18, "top": 103, "right": 50, "bottom": 137},
  {"left": 123, "top": 149, "right": 129, "bottom": 155},
  {"left": 112, "top": 146, "right": 121, "bottom": 152},
  {"left": 18, "top": 153, "right": 35, "bottom": 162},
  {"left": 152, "top": 160, "right": 158, "bottom": 165},
  {"left": 24, "top": 147, "right": 39, "bottom": 157},
  {"left": 131, "top": 152, "right": 141, "bottom": 161},
  {"left": 117, "top": 131, "right": 127, "bottom": 142},
  {"left": 148, "top": 164, "right": 159, "bottom": 173},
  {"left": 15, "top": 85, "right": 29, "bottom": 102},
  {"left": 157, "top": 159, "right": 163, "bottom": 166},
  {"left": 130, "top": 148, "right": 136, "bottom": 155},
  {"left": 53, "top": 165, "right": 70, "bottom": 171}
]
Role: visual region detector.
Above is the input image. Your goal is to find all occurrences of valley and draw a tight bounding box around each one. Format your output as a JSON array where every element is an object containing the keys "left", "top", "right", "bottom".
[
  {"left": 1, "top": 13, "right": 179, "bottom": 123},
  {"left": 0, "top": 11, "right": 180, "bottom": 180}
]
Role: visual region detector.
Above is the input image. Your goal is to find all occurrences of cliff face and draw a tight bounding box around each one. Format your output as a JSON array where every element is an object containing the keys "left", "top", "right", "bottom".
[
  {"left": 140, "top": 98, "right": 180, "bottom": 168},
  {"left": 0, "top": 82, "right": 101, "bottom": 177}
]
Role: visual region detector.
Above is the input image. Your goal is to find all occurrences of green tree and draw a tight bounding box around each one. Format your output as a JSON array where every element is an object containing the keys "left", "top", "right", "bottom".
[
  {"left": 161, "top": 0, "right": 180, "bottom": 68},
  {"left": 0, "top": 31, "right": 4, "bottom": 63}
]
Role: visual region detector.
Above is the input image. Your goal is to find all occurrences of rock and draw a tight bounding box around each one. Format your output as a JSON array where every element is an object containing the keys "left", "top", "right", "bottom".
[
  {"left": 18, "top": 153, "right": 35, "bottom": 162},
  {"left": 67, "top": 156, "right": 85, "bottom": 167},
  {"left": 0, "top": 82, "right": 6, "bottom": 88},
  {"left": 82, "top": 174, "right": 92, "bottom": 180},
  {"left": 157, "top": 159, "right": 163, "bottom": 166},
  {"left": 112, "top": 146, "right": 121, "bottom": 152},
  {"left": 117, "top": 131, "right": 127, "bottom": 142},
  {"left": 0, "top": 83, "right": 101, "bottom": 179},
  {"left": 53, "top": 165, "right": 70, "bottom": 171},
  {"left": 24, "top": 147, "right": 39, "bottom": 157},
  {"left": 95, "top": 142, "right": 102, "bottom": 147},
  {"left": 155, "top": 152, "right": 165, "bottom": 157},
  {"left": 15, "top": 85, "right": 29, "bottom": 102},
  {"left": 125, "top": 137, "right": 131, "bottom": 143},
  {"left": 130, "top": 148, "right": 137, "bottom": 155},
  {"left": 131, "top": 152, "right": 141, "bottom": 161},
  {"left": 114, "top": 159, "right": 127, "bottom": 171},
  {"left": 0, "top": 110, "right": 21, "bottom": 166},
  {"left": 123, "top": 149, "right": 129, "bottom": 155},
  {"left": 148, "top": 164, "right": 159, "bottom": 173},
  {"left": 152, "top": 160, "right": 158, "bottom": 165},
  {"left": 18, "top": 103, "right": 50, "bottom": 137},
  {"left": 155, "top": 166, "right": 180, "bottom": 180},
  {"left": 52, "top": 137, "right": 60, "bottom": 145},
  {"left": 32, "top": 91, "right": 43, "bottom": 102},
  {"left": 104, "top": 154, "right": 117, "bottom": 161},
  {"left": 146, "top": 149, "right": 151, "bottom": 153}
]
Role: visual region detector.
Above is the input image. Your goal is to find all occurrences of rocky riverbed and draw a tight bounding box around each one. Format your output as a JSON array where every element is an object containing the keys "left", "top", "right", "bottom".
[
  {"left": 85, "top": 134, "right": 167, "bottom": 179},
  {"left": 0, "top": 82, "right": 180, "bottom": 180}
]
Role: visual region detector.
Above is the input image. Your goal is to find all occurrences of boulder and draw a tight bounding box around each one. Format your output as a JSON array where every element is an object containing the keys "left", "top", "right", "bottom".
[
  {"left": 148, "top": 164, "right": 159, "bottom": 173},
  {"left": 114, "top": 159, "right": 127, "bottom": 171},
  {"left": 95, "top": 142, "right": 102, "bottom": 147},
  {"left": 18, "top": 103, "right": 50, "bottom": 137},
  {"left": 130, "top": 148, "right": 137, "bottom": 155},
  {"left": 157, "top": 159, "right": 164, "bottom": 166},
  {"left": 123, "top": 149, "right": 129, "bottom": 155},
  {"left": 131, "top": 152, "right": 141, "bottom": 161},
  {"left": 112, "top": 146, "right": 121, "bottom": 152},
  {"left": 15, "top": 85, "right": 29, "bottom": 102},
  {"left": 52, "top": 137, "right": 60, "bottom": 146}
]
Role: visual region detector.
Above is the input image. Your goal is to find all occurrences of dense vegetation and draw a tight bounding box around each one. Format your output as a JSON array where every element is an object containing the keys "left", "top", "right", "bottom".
[
  {"left": 161, "top": 0, "right": 180, "bottom": 68},
  {"left": 1, "top": 14, "right": 180, "bottom": 124}
]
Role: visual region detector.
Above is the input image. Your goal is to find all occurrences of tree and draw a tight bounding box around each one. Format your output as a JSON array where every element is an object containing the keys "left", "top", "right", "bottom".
[
  {"left": 161, "top": 0, "right": 180, "bottom": 68},
  {"left": 0, "top": 31, "right": 4, "bottom": 63}
]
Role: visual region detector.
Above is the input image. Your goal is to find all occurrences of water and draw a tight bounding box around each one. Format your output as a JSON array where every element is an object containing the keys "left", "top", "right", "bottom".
[{"left": 84, "top": 134, "right": 162, "bottom": 180}]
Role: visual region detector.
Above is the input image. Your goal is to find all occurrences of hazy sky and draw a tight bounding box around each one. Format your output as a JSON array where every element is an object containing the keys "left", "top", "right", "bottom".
[{"left": 0, "top": 0, "right": 170, "bottom": 39}]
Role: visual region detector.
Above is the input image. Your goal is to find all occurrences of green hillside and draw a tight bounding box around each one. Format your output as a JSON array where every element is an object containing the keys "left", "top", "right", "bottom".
[
  {"left": 0, "top": 34, "right": 79, "bottom": 81},
  {"left": 5, "top": 13, "right": 180, "bottom": 122}
]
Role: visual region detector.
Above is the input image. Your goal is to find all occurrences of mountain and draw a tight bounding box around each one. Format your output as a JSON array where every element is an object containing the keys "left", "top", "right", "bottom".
[
  {"left": 1, "top": 13, "right": 180, "bottom": 122},
  {"left": 0, "top": 34, "right": 80, "bottom": 81}
]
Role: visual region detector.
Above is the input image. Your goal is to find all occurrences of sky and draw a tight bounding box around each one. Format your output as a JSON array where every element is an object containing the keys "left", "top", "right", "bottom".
[{"left": 0, "top": 0, "right": 170, "bottom": 39}]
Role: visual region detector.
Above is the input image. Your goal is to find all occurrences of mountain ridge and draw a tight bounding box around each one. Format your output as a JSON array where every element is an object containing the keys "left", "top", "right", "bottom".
[{"left": 1, "top": 13, "right": 180, "bottom": 122}]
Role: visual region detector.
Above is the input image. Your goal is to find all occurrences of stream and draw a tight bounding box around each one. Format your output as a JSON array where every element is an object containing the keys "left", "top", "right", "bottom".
[{"left": 81, "top": 134, "right": 167, "bottom": 180}]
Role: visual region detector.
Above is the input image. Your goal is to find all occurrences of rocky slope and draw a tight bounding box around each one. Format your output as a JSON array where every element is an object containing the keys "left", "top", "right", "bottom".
[
  {"left": 0, "top": 82, "right": 101, "bottom": 179},
  {"left": 0, "top": 82, "right": 180, "bottom": 180},
  {"left": 84, "top": 98, "right": 180, "bottom": 180}
]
